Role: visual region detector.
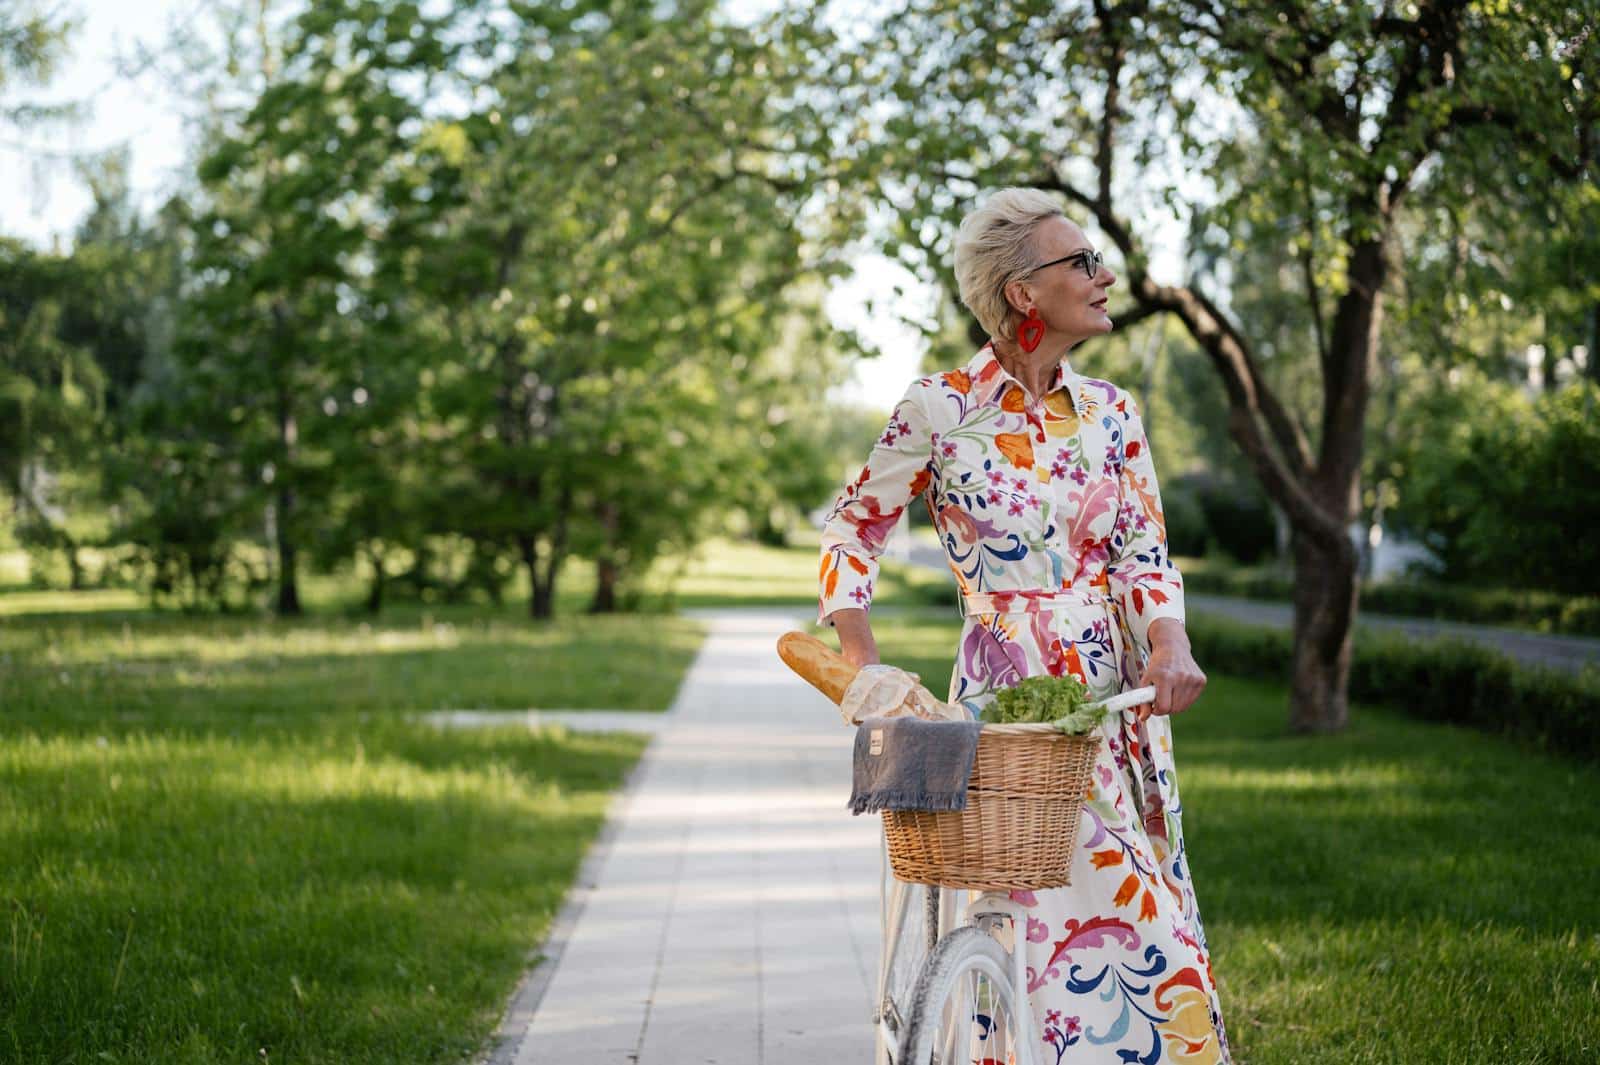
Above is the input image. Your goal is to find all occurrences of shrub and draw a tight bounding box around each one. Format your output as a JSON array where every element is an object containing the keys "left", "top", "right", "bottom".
[
  {"left": 1178, "top": 560, "right": 1600, "bottom": 638},
  {"left": 1399, "top": 380, "right": 1600, "bottom": 596},
  {"left": 1161, "top": 480, "right": 1209, "bottom": 558},
  {"left": 1187, "top": 616, "right": 1600, "bottom": 760},
  {"left": 1199, "top": 489, "right": 1276, "bottom": 565}
]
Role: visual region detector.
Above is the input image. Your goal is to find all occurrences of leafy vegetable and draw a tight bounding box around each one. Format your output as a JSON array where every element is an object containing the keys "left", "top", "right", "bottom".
[{"left": 980, "top": 675, "right": 1109, "bottom": 735}]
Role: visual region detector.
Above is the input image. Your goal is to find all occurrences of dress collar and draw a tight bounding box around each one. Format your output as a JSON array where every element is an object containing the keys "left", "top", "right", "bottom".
[{"left": 967, "top": 342, "right": 1082, "bottom": 414}]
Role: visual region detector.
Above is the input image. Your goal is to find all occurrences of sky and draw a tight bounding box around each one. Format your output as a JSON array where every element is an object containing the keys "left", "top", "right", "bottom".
[{"left": 1, "top": 0, "right": 1191, "bottom": 411}]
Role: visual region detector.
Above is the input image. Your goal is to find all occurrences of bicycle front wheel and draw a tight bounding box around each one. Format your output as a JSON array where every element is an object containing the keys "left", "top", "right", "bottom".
[{"left": 901, "top": 925, "right": 1032, "bottom": 1065}]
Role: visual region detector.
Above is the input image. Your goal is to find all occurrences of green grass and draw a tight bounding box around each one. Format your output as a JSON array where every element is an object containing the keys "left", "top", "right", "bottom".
[
  {"left": 0, "top": 589, "right": 704, "bottom": 1064},
  {"left": 0, "top": 604, "right": 704, "bottom": 732},
  {"left": 861, "top": 611, "right": 1600, "bottom": 1065},
  {"left": 1, "top": 722, "right": 647, "bottom": 1064},
  {"left": 633, "top": 537, "right": 955, "bottom": 610}
]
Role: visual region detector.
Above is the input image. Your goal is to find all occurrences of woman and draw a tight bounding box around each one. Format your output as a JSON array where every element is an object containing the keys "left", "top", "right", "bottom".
[{"left": 818, "top": 188, "right": 1231, "bottom": 1064}]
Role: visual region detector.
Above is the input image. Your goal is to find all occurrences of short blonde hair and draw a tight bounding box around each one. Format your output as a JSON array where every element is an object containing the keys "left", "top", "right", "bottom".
[{"left": 953, "top": 187, "right": 1065, "bottom": 341}]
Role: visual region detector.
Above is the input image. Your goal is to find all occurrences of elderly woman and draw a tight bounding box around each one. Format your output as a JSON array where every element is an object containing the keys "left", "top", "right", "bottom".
[{"left": 819, "top": 188, "right": 1231, "bottom": 1063}]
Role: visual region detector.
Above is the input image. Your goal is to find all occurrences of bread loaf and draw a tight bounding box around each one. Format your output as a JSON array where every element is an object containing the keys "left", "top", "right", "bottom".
[{"left": 776, "top": 631, "right": 859, "bottom": 705}]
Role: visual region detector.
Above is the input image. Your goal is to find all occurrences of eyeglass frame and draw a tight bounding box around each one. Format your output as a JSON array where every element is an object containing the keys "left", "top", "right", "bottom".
[{"left": 1027, "top": 248, "right": 1104, "bottom": 280}]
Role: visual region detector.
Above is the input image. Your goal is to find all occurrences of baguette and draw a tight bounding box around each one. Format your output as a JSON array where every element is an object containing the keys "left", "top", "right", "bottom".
[{"left": 776, "top": 631, "right": 859, "bottom": 705}]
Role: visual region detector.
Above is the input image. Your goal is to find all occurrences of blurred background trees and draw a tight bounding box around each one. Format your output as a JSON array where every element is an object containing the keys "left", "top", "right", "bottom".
[{"left": 2, "top": 0, "right": 1594, "bottom": 725}]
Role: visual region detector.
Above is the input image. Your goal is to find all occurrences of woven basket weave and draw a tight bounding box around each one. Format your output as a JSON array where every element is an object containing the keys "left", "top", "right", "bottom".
[{"left": 883, "top": 724, "right": 1101, "bottom": 891}]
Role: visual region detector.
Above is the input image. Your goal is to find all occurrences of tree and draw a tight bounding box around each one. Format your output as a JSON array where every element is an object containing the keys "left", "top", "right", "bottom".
[
  {"left": 820, "top": 0, "right": 1597, "bottom": 731},
  {"left": 400, "top": 1, "right": 854, "bottom": 617},
  {"left": 174, "top": 0, "right": 464, "bottom": 615},
  {"left": 0, "top": 239, "right": 107, "bottom": 585}
]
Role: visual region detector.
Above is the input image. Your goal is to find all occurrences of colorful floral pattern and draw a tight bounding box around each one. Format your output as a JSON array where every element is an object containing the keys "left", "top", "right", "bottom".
[{"left": 819, "top": 344, "right": 1231, "bottom": 1064}]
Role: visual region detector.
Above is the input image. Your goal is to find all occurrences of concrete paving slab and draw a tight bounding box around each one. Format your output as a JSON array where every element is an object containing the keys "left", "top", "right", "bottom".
[{"left": 488, "top": 609, "right": 884, "bottom": 1065}]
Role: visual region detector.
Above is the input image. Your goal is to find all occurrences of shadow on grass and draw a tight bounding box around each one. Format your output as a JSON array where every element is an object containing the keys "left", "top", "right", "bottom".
[{"left": 2, "top": 619, "right": 706, "bottom": 733}]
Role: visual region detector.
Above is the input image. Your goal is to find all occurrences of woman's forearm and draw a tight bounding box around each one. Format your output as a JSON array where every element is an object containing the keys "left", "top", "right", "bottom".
[
  {"left": 829, "top": 607, "right": 881, "bottom": 668},
  {"left": 1147, "top": 616, "right": 1190, "bottom": 651}
]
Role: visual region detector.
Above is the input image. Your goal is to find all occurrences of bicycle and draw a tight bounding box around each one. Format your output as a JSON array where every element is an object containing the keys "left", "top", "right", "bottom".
[{"left": 777, "top": 631, "right": 1155, "bottom": 1065}]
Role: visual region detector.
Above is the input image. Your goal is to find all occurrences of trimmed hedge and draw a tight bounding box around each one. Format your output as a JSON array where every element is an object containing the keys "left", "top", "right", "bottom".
[
  {"left": 1180, "top": 564, "right": 1600, "bottom": 638},
  {"left": 1188, "top": 616, "right": 1600, "bottom": 760}
]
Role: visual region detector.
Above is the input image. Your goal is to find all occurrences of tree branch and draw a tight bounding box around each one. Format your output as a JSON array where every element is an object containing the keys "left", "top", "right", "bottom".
[
  {"left": 1443, "top": 104, "right": 1593, "bottom": 181},
  {"left": 1299, "top": 171, "right": 1331, "bottom": 368},
  {"left": 1025, "top": 168, "right": 1331, "bottom": 545}
]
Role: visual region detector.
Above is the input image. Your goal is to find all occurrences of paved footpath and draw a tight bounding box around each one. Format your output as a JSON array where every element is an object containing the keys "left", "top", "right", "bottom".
[{"left": 489, "top": 609, "right": 885, "bottom": 1065}]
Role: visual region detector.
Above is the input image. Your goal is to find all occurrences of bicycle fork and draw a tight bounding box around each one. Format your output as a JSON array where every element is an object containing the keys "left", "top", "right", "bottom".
[{"left": 961, "top": 892, "right": 1038, "bottom": 1065}]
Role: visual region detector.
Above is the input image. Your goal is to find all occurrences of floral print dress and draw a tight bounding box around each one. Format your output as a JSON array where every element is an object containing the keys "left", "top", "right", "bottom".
[{"left": 819, "top": 343, "right": 1231, "bottom": 1065}]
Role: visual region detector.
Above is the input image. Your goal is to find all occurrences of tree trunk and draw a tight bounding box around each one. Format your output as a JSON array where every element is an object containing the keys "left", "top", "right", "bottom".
[
  {"left": 270, "top": 317, "right": 302, "bottom": 616},
  {"left": 66, "top": 542, "right": 84, "bottom": 590},
  {"left": 275, "top": 482, "right": 301, "bottom": 616},
  {"left": 519, "top": 531, "right": 560, "bottom": 620},
  {"left": 532, "top": 488, "right": 572, "bottom": 621},
  {"left": 1288, "top": 531, "right": 1360, "bottom": 733},
  {"left": 590, "top": 555, "right": 619, "bottom": 613},
  {"left": 530, "top": 554, "right": 557, "bottom": 619},
  {"left": 1588, "top": 300, "right": 1599, "bottom": 384},
  {"left": 364, "top": 546, "right": 385, "bottom": 614},
  {"left": 589, "top": 501, "right": 621, "bottom": 613}
]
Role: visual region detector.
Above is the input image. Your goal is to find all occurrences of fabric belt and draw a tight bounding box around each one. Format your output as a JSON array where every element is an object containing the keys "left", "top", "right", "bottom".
[{"left": 960, "top": 587, "right": 1111, "bottom": 618}]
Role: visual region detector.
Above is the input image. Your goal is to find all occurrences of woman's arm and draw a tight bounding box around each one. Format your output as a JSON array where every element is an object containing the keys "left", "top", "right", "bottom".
[
  {"left": 829, "top": 607, "right": 880, "bottom": 669},
  {"left": 817, "top": 379, "right": 936, "bottom": 627},
  {"left": 1105, "top": 391, "right": 1205, "bottom": 717}
]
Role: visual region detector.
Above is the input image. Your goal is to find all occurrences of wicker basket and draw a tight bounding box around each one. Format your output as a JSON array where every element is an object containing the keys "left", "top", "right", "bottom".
[{"left": 882, "top": 724, "right": 1101, "bottom": 891}]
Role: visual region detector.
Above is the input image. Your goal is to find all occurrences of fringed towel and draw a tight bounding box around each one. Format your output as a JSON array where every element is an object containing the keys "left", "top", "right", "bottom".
[{"left": 848, "top": 715, "right": 983, "bottom": 815}]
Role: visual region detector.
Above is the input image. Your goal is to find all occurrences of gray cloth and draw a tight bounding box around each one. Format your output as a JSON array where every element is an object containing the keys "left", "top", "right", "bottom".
[{"left": 847, "top": 715, "right": 983, "bottom": 815}]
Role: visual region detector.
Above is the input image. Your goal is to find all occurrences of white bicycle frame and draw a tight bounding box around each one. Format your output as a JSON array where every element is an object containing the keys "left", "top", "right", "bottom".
[{"left": 868, "top": 685, "right": 1157, "bottom": 1065}]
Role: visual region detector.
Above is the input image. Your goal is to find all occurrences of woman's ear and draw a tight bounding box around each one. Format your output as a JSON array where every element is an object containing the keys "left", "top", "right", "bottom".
[{"left": 1003, "top": 279, "right": 1031, "bottom": 314}]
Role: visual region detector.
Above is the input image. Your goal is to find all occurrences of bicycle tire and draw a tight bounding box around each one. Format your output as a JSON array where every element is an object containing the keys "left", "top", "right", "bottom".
[{"left": 901, "top": 924, "right": 1031, "bottom": 1065}]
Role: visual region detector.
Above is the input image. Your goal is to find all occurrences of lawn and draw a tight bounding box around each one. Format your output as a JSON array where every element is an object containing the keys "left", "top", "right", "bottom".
[
  {"left": 0, "top": 589, "right": 704, "bottom": 1064},
  {"left": 631, "top": 535, "right": 955, "bottom": 611},
  {"left": 864, "top": 613, "right": 1600, "bottom": 1065}
]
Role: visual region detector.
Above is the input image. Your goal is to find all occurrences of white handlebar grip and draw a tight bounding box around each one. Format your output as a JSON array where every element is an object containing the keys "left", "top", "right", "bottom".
[{"left": 1098, "top": 686, "right": 1158, "bottom": 714}]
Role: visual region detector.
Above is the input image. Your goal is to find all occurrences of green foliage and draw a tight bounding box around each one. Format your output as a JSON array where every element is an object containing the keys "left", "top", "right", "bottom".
[
  {"left": 1185, "top": 616, "right": 1600, "bottom": 760},
  {"left": 1396, "top": 378, "right": 1600, "bottom": 595},
  {"left": 80, "top": 0, "right": 863, "bottom": 617},
  {"left": 0, "top": 2, "right": 77, "bottom": 128},
  {"left": 0, "top": 239, "right": 110, "bottom": 577},
  {"left": 1158, "top": 477, "right": 1209, "bottom": 558},
  {"left": 1189, "top": 475, "right": 1279, "bottom": 565}
]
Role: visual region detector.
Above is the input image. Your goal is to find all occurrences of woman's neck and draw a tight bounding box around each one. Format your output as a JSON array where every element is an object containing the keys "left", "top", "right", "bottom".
[{"left": 990, "top": 336, "right": 1071, "bottom": 401}]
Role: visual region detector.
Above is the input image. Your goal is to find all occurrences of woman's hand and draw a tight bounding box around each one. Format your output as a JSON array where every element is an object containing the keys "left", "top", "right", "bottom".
[{"left": 1136, "top": 618, "right": 1206, "bottom": 721}]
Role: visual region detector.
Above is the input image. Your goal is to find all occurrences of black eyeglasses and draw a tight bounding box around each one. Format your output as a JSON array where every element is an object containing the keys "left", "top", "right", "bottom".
[{"left": 1029, "top": 249, "right": 1104, "bottom": 280}]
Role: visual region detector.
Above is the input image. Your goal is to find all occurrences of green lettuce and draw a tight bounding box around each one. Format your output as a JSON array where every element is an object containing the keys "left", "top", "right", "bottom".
[{"left": 980, "top": 675, "right": 1109, "bottom": 735}]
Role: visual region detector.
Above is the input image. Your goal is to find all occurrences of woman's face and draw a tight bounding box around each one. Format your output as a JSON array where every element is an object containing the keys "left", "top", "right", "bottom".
[{"left": 1014, "top": 217, "right": 1117, "bottom": 343}]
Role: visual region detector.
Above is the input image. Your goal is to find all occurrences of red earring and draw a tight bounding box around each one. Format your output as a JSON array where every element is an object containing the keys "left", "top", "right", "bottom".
[{"left": 1017, "top": 307, "right": 1045, "bottom": 352}]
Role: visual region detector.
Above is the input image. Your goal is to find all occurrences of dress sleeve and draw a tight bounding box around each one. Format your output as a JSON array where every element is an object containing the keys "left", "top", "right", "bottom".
[
  {"left": 817, "top": 380, "right": 936, "bottom": 625},
  {"left": 1106, "top": 390, "right": 1186, "bottom": 654}
]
